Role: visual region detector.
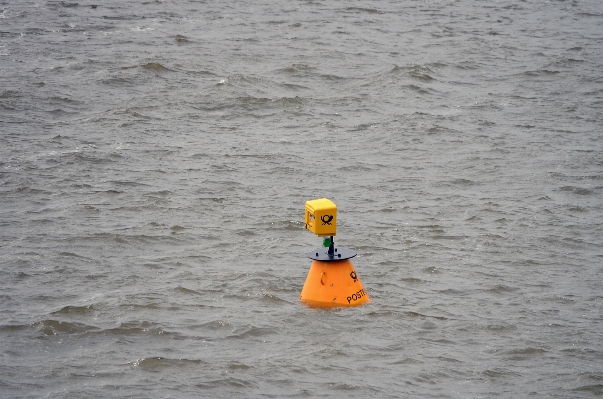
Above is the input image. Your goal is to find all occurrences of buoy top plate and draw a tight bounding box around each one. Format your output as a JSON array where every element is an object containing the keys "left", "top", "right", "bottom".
[{"left": 308, "top": 247, "right": 357, "bottom": 261}]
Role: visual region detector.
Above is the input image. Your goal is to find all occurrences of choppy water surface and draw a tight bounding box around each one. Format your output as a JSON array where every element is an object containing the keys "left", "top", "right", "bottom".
[{"left": 1, "top": 0, "right": 603, "bottom": 397}]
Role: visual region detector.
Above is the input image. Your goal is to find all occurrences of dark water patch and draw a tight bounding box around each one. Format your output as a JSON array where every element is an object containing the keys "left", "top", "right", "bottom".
[
  {"left": 0, "top": 31, "right": 22, "bottom": 39},
  {"left": 364, "top": 309, "right": 401, "bottom": 319},
  {"left": 573, "top": 384, "right": 603, "bottom": 395},
  {"left": 390, "top": 64, "right": 435, "bottom": 82},
  {"left": 485, "top": 324, "right": 517, "bottom": 332},
  {"left": 57, "top": 252, "right": 89, "bottom": 259},
  {"left": 0, "top": 324, "right": 28, "bottom": 333},
  {"left": 550, "top": 58, "right": 585, "bottom": 67},
  {"left": 375, "top": 260, "right": 402, "bottom": 267},
  {"left": 4, "top": 270, "right": 33, "bottom": 280},
  {"left": 14, "top": 187, "right": 50, "bottom": 195},
  {"left": 319, "top": 73, "right": 346, "bottom": 81},
  {"left": 85, "top": 274, "right": 108, "bottom": 280},
  {"left": 117, "top": 303, "right": 162, "bottom": 311},
  {"left": 102, "top": 14, "right": 141, "bottom": 21},
  {"left": 238, "top": 95, "right": 304, "bottom": 106},
  {"left": 422, "top": 266, "right": 441, "bottom": 274},
  {"left": 505, "top": 347, "right": 548, "bottom": 360},
  {"left": 103, "top": 321, "right": 175, "bottom": 337},
  {"left": 576, "top": 372, "right": 603, "bottom": 382},
  {"left": 24, "top": 28, "right": 49, "bottom": 35},
  {"left": 106, "top": 180, "right": 149, "bottom": 188},
  {"left": 483, "top": 368, "right": 523, "bottom": 378},
  {"left": 227, "top": 362, "right": 251, "bottom": 371},
  {"left": 523, "top": 70, "right": 560, "bottom": 77},
  {"left": 236, "top": 229, "right": 257, "bottom": 236},
  {"left": 345, "top": 7, "right": 384, "bottom": 14},
  {"left": 561, "top": 348, "right": 600, "bottom": 356},
  {"left": 238, "top": 96, "right": 271, "bottom": 105},
  {"left": 405, "top": 311, "right": 447, "bottom": 321},
  {"left": 226, "top": 326, "right": 275, "bottom": 339},
  {"left": 427, "top": 125, "right": 458, "bottom": 134},
  {"left": 432, "top": 234, "right": 466, "bottom": 240},
  {"left": 141, "top": 63, "right": 171, "bottom": 72},
  {"left": 516, "top": 258, "right": 540, "bottom": 266},
  {"left": 484, "top": 284, "right": 519, "bottom": 294},
  {"left": 196, "top": 377, "right": 259, "bottom": 389},
  {"left": 436, "top": 288, "right": 467, "bottom": 296},
  {"left": 0, "top": 91, "right": 21, "bottom": 99},
  {"left": 62, "top": 2, "right": 79, "bottom": 7},
  {"left": 101, "top": 76, "right": 135, "bottom": 86},
  {"left": 147, "top": 190, "right": 172, "bottom": 196},
  {"left": 415, "top": 224, "right": 444, "bottom": 231},
  {"left": 349, "top": 123, "right": 377, "bottom": 132},
  {"left": 401, "top": 277, "right": 426, "bottom": 284},
  {"left": 199, "top": 197, "right": 225, "bottom": 203},
  {"left": 276, "top": 96, "right": 304, "bottom": 105},
  {"left": 281, "top": 83, "right": 309, "bottom": 91},
  {"left": 451, "top": 179, "right": 478, "bottom": 186},
  {"left": 111, "top": 108, "right": 152, "bottom": 119},
  {"left": 0, "top": 103, "right": 18, "bottom": 111},
  {"left": 48, "top": 108, "right": 77, "bottom": 117},
  {"left": 409, "top": 71, "right": 434, "bottom": 82},
  {"left": 174, "top": 286, "right": 201, "bottom": 295},
  {"left": 559, "top": 186, "right": 593, "bottom": 195},
  {"left": 195, "top": 320, "right": 240, "bottom": 333},
  {"left": 389, "top": 357, "right": 423, "bottom": 365},
  {"left": 130, "top": 357, "right": 206, "bottom": 371},
  {"left": 51, "top": 304, "right": 94, "bottom": 315},
  {"left": 338, "top": 163, "right": 375, "bottom": 171},
  {"left": 435, "top": 356, "right": 461, "bottom": 364},
  {"left": 403, "top": 84, "right": 430, "bottom": 94}
]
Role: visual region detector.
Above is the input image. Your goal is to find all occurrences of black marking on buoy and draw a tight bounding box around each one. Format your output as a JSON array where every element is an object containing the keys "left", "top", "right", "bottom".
[{"left": 321, "top": 215, "right": 333, "bottom": 225}]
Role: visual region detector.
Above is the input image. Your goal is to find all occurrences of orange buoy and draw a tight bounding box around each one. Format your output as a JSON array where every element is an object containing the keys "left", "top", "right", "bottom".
[
  {"left": 300, "top": 258, "right": 369, "bottom": 308},
  {"left": 301, "top": 198, "right": 370, "bottom": 308}
]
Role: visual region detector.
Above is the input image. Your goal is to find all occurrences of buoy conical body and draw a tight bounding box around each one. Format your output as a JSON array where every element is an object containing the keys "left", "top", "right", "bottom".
[{"left": 300, "top": 259, "right": 370, "bottom": 308}]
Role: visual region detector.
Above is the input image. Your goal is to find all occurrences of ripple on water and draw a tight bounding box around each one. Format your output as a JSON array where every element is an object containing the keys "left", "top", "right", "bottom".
[
  {"left": 33, "top": 320, "right": 99, "bottom": 335},
  {"left": 129, "top": 357, "right": 207, "bottom": 371}
]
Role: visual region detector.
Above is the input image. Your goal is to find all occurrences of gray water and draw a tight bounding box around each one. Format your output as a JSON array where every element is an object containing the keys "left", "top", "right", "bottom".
[{"left": 1, "top": 0, "right": 603, "bottom": 397}]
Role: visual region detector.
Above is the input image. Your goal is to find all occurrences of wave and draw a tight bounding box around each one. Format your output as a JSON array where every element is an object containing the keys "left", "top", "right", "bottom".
[
  {"left": 523, "top": 69, "right": 560, "bottom": 76},
  {"left": 33, "top": 319, "right": 99, "bottom": 335},
  {"left": 129, "top": 357, "right": 206, "bottom": 370},
  {"left": 51, "top": 305, "right": 95, "bottom": 315},
  {"left": 559, "top": 186, "right": 593, "bottom": 195},
  {"left": 345, "top": 7, "right": 384, "bottom": 14},
  {"left": 141, "top": 62, "right": 171, "bottom": 72}
]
